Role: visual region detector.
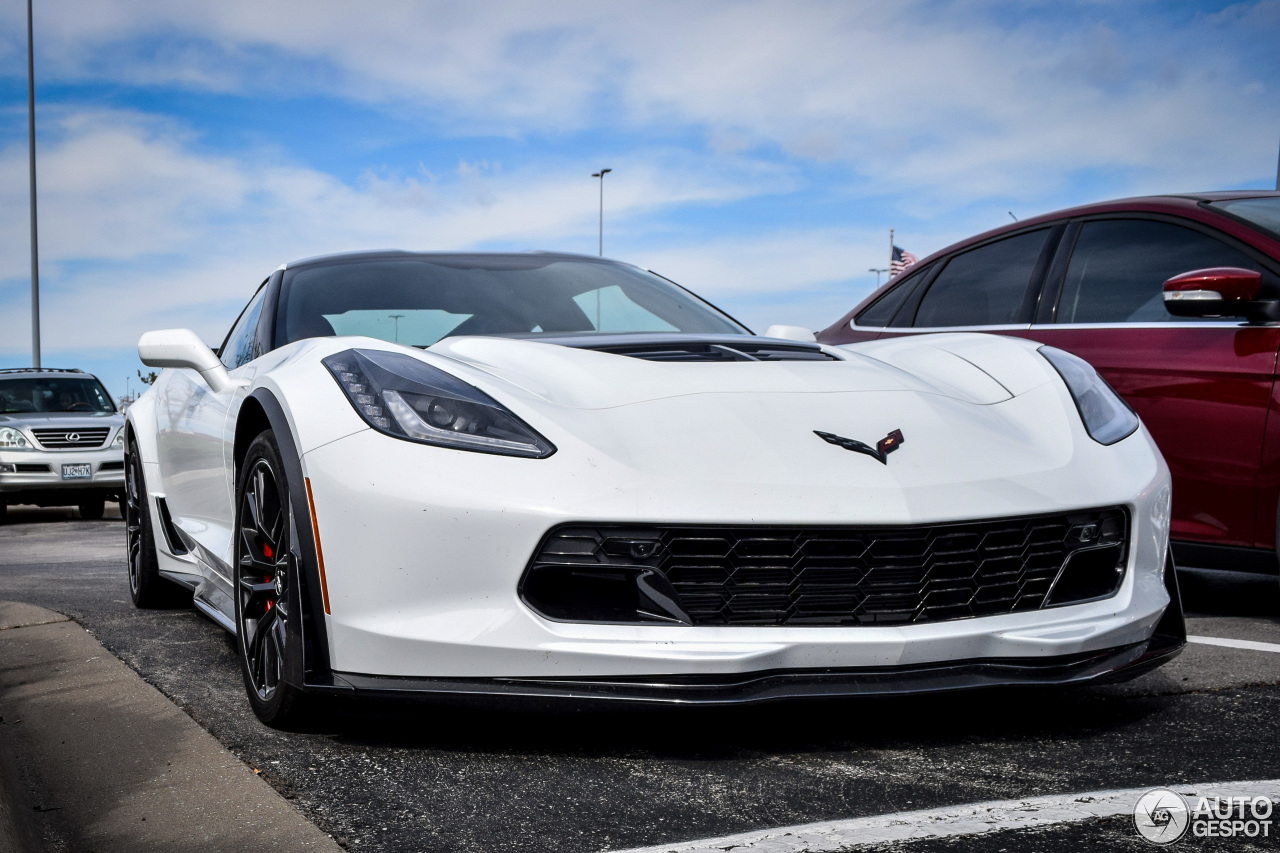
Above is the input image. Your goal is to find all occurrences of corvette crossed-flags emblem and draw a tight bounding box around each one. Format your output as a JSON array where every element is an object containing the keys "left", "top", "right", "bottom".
[{"left": 814, "top": 428, "right": 905, "bottom": 465}]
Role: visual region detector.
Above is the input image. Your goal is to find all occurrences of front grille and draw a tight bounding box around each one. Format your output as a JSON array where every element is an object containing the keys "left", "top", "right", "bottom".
[
  {"left": 521, "top": 509, "right": 1128, "bottom": 626},
  {"left": 15, "top": 464, "right": 51, "bottom": 473},
  {"left": 31, "top": 427, "right": 110, "bottom": 449}
]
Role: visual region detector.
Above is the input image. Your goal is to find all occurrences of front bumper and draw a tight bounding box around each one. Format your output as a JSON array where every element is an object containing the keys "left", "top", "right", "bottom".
[
  {"left": 0, "top": 446, "right": 125, "bottom": 504},
  {"left": 308, "top": 558, "right": 1186, "bottom": 705},
  {"left": 300, "top": 396, "right": 1175, "bottom": 684}
]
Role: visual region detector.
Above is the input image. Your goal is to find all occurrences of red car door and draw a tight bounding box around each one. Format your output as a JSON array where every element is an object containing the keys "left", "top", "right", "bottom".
[{"left": 1027, "top": 216, "right": 1280, "bottom": 553}]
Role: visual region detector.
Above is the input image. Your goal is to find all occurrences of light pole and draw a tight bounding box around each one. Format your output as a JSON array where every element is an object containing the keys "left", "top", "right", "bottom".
[
  {"left": 869, "top": 267, "right": 888, "bottom": 287},
  {"left": 591, "top": 168, "right": 611, "bottom": 256},
  {"left": 27, "top": 0, "right": 40, "bottom": 368}
]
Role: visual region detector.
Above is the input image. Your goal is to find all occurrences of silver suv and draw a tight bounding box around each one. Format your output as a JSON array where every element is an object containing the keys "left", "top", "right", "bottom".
[{"left": 0, "top": 368, "right": 126, "bottom": 521}]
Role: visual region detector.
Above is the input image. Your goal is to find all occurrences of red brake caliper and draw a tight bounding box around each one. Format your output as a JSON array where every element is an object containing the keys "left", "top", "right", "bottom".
[{"left": 263, "top": 542, "right": 275, "bottom": 611}]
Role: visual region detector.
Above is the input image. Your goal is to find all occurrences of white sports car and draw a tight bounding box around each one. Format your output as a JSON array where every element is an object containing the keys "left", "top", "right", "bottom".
[{"left": 126, "top": 250, "right": 1184, "bottom": 727}]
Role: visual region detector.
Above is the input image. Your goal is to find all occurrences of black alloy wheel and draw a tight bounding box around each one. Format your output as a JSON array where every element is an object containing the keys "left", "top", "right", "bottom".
[
  {"left": 125, "top": 439, "right": 185, "bottom": 608},
  {"left": 235, "top": 431, "right": 308, "bottom": 727}
]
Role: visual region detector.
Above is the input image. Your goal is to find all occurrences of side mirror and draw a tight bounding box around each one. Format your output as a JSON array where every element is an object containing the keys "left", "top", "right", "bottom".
[
  {"left": 138, "top": 329, "right": 236, "bottom": 393},
  {"left": 1163, "top": 267, "right": 1269, "bottom": 320},
  {"left": 763, "top": 324, "right": 817, "bottom": 342}
]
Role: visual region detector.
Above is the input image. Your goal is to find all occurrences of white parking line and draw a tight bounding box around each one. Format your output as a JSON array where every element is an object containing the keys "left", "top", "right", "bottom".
[
  {"left": 1188, "top": 635, "right": 1280, "bottom": 654},
  {"left": 610, "top": 780, "right": 1280, "bottom": 853}
]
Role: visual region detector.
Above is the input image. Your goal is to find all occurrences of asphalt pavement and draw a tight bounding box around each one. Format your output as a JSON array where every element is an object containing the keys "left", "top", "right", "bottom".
[{"left": 1, "top": 506, "right": 1279, "bottom": 852}]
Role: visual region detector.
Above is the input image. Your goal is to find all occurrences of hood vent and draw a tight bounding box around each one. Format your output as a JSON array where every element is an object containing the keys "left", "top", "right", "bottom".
[{"left": 536, "top": 334, "right": 839, "bottom": 363}]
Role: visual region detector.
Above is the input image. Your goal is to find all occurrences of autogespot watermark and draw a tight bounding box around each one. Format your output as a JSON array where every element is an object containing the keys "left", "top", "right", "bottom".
[{"left": 1133, "top": 788, "right": 1276, "bottom": 844}]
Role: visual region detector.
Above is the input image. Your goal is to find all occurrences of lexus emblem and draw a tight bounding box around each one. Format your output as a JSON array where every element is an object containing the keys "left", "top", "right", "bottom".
[
  {"left": 66, "top": 432, "right": 80, "bottom": 443},
  {"left": 814, "top": 429, "right": 904, "bottom": 464}
]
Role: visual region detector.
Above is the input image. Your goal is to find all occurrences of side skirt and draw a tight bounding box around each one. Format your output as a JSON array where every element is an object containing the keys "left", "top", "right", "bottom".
[{"left": 193, "top": 594, "right": 236, "bottom": 634}]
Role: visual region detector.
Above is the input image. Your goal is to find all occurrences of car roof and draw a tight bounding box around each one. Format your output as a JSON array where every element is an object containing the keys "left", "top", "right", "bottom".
[
  {"left": 0, "top": 368, "right": 95, "bottom": 380},
  {"left": 281, "top": 249, "right": 620, "bottom": 271},
  {"left": 824, "top": 190, "right": 1280, "bottom": 334},
  {"left": 895, "top": 191, "right": 1280, "bottom": 272}
]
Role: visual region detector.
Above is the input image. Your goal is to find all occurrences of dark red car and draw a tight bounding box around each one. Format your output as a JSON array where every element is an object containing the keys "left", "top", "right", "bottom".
[{"left": 818, "top": 191, "right": 1280, "bottom": 579}]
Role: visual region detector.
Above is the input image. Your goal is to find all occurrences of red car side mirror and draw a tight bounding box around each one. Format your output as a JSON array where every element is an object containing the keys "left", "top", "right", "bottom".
[{"left": 1163, "top": 267, "right": 1266, "bottom": 319}]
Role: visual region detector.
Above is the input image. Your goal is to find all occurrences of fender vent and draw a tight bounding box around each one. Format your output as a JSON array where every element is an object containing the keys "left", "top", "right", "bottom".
[{"left": 154, "top": 496, "right": 189, "bottom": 556}]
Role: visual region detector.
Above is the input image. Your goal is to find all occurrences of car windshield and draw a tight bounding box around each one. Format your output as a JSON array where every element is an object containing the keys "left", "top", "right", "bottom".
[
  {"left": 1210, "top": 197, "right": 1280, "bottom": 241},
  {"left": 0, "top": 376, "right": 116, "bottom": 414},
  {"left": 277, "top": 255, "right": 750, "bottom": 348}
]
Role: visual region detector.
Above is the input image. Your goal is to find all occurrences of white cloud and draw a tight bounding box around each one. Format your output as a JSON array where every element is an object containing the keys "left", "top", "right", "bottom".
[
  {"left": 0, "top": 108, "right": 804, "bottom": 353},
  {"left": 2, "top": 0, "right": 1278, "bottom": 370},
  {"left": 4, "top": 1, "right": 1274, "bottom": 198}
]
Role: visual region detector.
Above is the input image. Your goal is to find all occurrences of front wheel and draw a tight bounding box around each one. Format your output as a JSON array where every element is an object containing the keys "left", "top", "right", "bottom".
[
  {"left": 79, "top": 497, "right": 105, "bottom": 520},
  {"left": 235, "top": 431, "right": 310, "bottom": 728}
]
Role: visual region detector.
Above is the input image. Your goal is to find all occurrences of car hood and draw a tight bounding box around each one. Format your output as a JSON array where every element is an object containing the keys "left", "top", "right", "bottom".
[
  {"left": 0, "top": 411, "right": 124, "bottom": 429},
  {"left": 425, "top": 333, "right": 1059, "bottom": 409},
  {"left": 417, "top": 334, "right": 1110, "bottom": 501},
  {"left": 265, "top": 333, "right": 1158, "bottom": 521}
]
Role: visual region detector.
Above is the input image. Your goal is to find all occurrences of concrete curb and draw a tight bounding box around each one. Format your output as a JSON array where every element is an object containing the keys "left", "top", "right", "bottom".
[{"left": 0, "top": 601, "right": 343, "bottom": 852}]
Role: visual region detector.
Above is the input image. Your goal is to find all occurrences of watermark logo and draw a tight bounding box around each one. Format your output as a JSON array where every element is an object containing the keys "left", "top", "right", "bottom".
[
  {"left": 1134, "top": 789, "right": 1190, "bottom": 845},
  {"left": 1133, "top": 789, "right": 1275, "bottom": 844}
]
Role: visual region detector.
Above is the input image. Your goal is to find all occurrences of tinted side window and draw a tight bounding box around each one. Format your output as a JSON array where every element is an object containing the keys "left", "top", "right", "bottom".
[
  {"left": 855, "top": 265, "right": 930, "bottom": 327},
  {"left": 1056, "top": 219, "right": 1266, "bottom": 324},
  {"left": 220, "top": 287, "right": 267, "bottom": 369},
  {"left": 913, "top": 229, "right": 1049, "bottom": 327}
]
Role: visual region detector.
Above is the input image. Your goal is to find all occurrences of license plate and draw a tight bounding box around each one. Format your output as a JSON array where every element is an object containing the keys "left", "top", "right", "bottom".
[{"left": 61, "top": 464, "right": 92, "bottom": 480}]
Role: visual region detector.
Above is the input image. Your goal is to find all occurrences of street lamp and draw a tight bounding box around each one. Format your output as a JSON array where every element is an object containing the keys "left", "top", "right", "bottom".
[
  {"left": 591, "top": 168, "right": 612, "bottom": 256},
  {"left": 869, "top": 267, "right": 888, "bottom": 287},
  {"left": 27, "top": 0, "right": 40, "bottom": 368}
]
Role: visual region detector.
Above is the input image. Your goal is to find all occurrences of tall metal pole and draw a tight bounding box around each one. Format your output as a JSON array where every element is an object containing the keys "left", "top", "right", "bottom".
[
  {"left": 27, "top": 0, "right": 41, "bottom": 368},
  {"left": 889, "top": 228, "right": 894, "bottom": 270},
  {"left": 592, "top": 168, "right": 611, "bottom": 256},
  {"left": 1275, "top": 135, "right": 1279, "bottom": 191}
]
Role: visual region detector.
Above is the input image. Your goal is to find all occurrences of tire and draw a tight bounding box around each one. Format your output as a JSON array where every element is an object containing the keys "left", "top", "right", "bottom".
[
  {"left": 234, "top": 431, "right": 310, "bottom": 728},
  {"left": 79, "top": 497, "right": 105, "bottom": 520},
  {"left": 125, "top": 439, "right": 186, "bottom": 608},
  {"left": 0, "top": 503, "right": 7, "bottom": 524}
]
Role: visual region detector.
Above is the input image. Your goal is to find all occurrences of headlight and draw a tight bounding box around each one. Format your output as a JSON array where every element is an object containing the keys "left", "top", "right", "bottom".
[
  {"left": 1039, "top": 346, "right": 1139, "bottom": 445},
  {"left": 323, "top": 349, "right": 555, "bottom": 458},
  {"left": 110, "top": 430, "right": 126, "bottom": 450},
  {"left": 0, "top": 427, "right": 33, "bottom": 451}
]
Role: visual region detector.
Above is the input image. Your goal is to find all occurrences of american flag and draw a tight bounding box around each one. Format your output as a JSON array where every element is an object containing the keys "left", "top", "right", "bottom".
[{"left": 890, "top": 245, "right": 918, "bottom": 277}]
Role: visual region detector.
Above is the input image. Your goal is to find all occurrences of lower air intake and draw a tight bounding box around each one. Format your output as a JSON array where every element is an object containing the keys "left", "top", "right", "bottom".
[{"left": 520, "top": 509, "right": 1129, "bottom": 626}]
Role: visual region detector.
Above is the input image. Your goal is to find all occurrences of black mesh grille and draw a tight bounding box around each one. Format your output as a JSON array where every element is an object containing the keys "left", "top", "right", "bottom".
[{"left": 521, "top": 509, "right": 1128, "bottom": 626}]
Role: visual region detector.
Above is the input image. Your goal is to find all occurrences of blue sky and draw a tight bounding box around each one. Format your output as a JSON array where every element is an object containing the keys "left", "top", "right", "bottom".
[{"left": 2, "top": 0, "right": 1279, "bottom": 400}]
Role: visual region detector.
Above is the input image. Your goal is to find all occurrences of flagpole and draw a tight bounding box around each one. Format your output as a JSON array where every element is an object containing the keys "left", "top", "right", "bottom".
[{"left": 889, "top": 228, "right": 894, "bottom": 268}]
